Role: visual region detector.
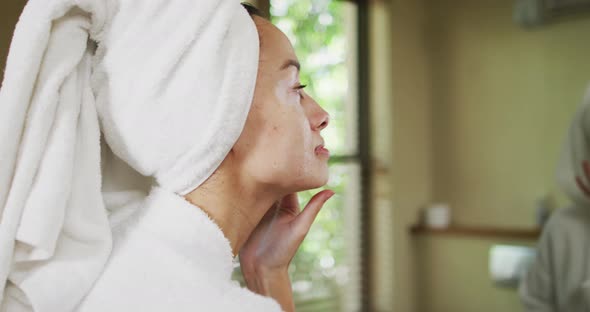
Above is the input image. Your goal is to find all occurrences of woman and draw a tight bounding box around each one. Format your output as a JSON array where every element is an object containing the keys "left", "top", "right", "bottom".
[
  {"left": 0, "top": 1, "right": 332, "bottom": 311},
  {"left": 519, "top": 86, "right": 590, "bottom": 311}
]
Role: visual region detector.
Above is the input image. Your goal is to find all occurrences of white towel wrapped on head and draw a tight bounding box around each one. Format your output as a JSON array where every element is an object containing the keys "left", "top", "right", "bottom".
[{"left": 0, "top": 0, "right": 259, "bottom": 311}]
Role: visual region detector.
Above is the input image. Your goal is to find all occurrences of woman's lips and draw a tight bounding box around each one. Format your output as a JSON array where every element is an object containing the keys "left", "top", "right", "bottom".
[{"left": 315, "top": 145, "right": 330, "bottom": 157}]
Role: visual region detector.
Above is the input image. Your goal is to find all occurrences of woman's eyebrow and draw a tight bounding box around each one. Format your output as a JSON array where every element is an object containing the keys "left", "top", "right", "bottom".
[{"left": 280, "top": 59, "right": 300, "bottom": 72}]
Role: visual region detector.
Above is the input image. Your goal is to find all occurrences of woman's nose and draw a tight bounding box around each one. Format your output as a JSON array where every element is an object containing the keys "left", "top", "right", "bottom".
[
  {"left": 311, "top": 103, "right": 329, "bottom": 131},
  {"left": 305, "top": 94, "right": 329, "bottom": 131},
  {"left": 315, "top": 110, "right": 329, "bottom": 131}
]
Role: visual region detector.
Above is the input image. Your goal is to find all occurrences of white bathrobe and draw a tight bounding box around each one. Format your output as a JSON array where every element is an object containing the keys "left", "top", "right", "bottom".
[
  {"left": 519, "top": 87, "right": 590, "bottom": 311},
  {"left": 519, "top": 206, "right": 590, "bottom": 311},
  {"left": 77, "top": 187, "right": 282, "bottom": 312}
]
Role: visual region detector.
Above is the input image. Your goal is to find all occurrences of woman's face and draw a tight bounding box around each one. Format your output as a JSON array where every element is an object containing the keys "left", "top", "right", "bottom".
[{"left": 233, "top": 17, "right": 330, "bottom": 193}]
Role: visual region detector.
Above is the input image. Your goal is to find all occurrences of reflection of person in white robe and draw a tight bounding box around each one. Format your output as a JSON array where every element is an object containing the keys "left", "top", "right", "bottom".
[
  {"left": 519, "top": 87, "right": 590, "bottom": 312},
  {"left": 0, "top": 1, "right": 333, "bottom": 312}
]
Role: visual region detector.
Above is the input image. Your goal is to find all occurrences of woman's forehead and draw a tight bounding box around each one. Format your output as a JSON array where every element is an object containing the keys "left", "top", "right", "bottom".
[{"left": 255, "top": 18, "right": 297, "bottom": 68}]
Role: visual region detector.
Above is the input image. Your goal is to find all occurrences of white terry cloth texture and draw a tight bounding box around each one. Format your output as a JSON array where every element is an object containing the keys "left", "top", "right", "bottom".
[
  {"left": 77, "top": 186, "right": 282, "bottom": 312},
  {"left": 0, "top": 0, "right": 259, "bottom": 311},
  {"left": 556, "top": 85, "right": 590, "bottom": 207}
]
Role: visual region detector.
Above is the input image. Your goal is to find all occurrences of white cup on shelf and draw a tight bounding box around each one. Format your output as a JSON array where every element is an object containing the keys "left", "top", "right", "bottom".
[{"left": 425, "top": 203, "right": 451, "bottom": 229}]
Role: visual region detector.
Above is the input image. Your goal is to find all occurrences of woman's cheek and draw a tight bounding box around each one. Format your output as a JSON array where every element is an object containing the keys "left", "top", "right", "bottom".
[{"left": 273, "top": 78, "right": 293, "bottom": 103}]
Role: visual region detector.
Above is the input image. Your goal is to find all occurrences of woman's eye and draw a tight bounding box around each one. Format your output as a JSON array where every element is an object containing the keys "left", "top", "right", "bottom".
[{"left": 294, "top": 84, "right": 307, "bottom": 99}]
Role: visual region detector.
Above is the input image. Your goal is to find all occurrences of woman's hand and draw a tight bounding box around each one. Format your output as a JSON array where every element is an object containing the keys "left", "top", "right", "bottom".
[
  {"left": 239, "top": 190, "right": 334, "bottom": 311},
  {"left": 240, "top": 190, "right": 334, "bottom": 272}
]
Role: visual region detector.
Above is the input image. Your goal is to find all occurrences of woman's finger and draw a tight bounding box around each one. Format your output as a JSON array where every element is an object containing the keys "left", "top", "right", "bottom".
[
  {"left": 259, "top": 202, "right": 280, "bottom": 224},
  {"left": 279, "top": 193, "right": 300, "bottom": 215},
  {"left": 292, "top": 190, "right": 335, "bottom": 236}
]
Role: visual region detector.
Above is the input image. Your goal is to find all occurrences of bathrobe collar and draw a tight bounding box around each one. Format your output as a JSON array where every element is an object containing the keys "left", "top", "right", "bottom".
[{"left": 138, "top": 186, "right": 236, "bottom": 280}]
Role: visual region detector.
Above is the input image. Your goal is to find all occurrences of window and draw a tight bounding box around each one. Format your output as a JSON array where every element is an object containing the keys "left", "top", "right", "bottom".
[
  {"left": 272, "top": 1, "right": 363, "bottom": 311},
  {"left": 234, "top": 1, "right": 364, "bottom": 311}
]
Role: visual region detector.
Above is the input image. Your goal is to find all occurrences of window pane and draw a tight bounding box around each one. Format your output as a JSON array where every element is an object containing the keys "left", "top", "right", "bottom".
[
  {"left": 292, "top": 163, "right": 362, "bottom": 312},
  {"left": 231, "top": 163, "right": 362, "bottom": 312},
  {"left": 270, "top": 0, "right": 358, "bottom": 156}
]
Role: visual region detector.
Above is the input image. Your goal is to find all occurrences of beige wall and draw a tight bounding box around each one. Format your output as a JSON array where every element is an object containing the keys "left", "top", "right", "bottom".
[
  {"left": 369, "top": 0, "right": 433, "bottom": 311},
  {"left": 428, "top": 0, "right": 590, "bottom": 227},
  {"left": 389, "top": 0, "right": 590, "bottom": 311},
  {"left": 415, "top": 237, "right": 536, "bottom": 312},
  {"left": 0, "top": 1, "right": 25, "bottom": 83}
]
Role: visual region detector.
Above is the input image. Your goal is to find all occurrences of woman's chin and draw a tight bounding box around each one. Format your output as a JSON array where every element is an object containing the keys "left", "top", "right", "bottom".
[
  {"left": 276, "top": 164, "right": 330, "bottom": 193},
  {"left": 296, "top": 171, "right": 330, "bottom": 192},
  {"left": 315, "top": 165, "right": 330, "bottom": 187}
]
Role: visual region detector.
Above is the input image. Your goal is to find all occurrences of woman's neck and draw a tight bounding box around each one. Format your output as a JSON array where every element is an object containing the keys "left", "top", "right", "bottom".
[{"left": 184, "top": 159, "right": 281, "bottom": 257}]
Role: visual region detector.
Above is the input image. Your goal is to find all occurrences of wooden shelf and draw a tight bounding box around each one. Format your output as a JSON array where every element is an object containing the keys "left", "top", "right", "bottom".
[{"left": 409, "top": 224, "right": 542, "bottom": 240}]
